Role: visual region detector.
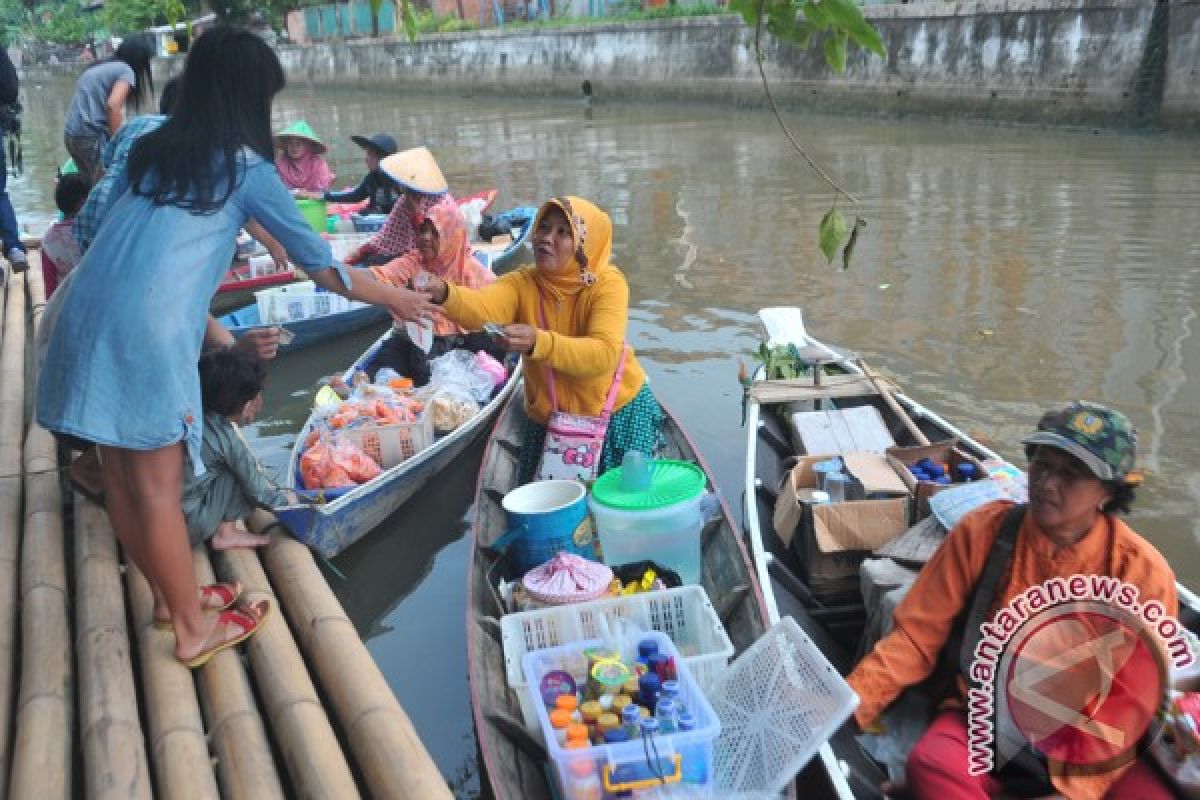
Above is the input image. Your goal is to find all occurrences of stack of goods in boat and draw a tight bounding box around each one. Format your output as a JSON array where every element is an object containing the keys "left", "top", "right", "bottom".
[
  {"left": 298, "top": 349, "right": 508, "bottom": 492},
  {"left": 523, "top": 630, "right": 720, "bottom": 798}
]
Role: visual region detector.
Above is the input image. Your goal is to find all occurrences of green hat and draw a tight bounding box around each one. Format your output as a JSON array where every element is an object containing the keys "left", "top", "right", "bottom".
[
  {"left": 1022, "top": 401, "right": 1138, "bottom": 483},
  {"left": 274, "top": 120, "right": 327, "bottom": 155}
]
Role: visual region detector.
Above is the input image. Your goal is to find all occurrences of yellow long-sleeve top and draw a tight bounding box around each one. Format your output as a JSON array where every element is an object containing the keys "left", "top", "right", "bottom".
[{"left": 442, "top": 265, "right": 646, "bottom": 425}]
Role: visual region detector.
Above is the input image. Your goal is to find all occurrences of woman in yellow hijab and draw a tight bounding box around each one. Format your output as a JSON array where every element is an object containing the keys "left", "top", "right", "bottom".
[{"left": 424, "top": 196, "right": 663, "bottom": 483}]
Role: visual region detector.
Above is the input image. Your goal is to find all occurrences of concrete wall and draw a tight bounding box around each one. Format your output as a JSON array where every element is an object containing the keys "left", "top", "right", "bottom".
[{"left": 274, "top": 0, "right": 1198, "bottom": 129}]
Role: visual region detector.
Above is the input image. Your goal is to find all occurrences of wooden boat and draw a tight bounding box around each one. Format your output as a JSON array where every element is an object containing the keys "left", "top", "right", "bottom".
[
  {"left": 467, "top": 393, "right": 784, "bottom": 800},
  {"left": 211, "top": 265, "right": 302, "bottom": 315},
  {"left": 472, "top": 206, "right": 537, "bottom": 273},
  {"left": 274, "top": 330, "right": 521, "bottom": 558},
  {"left": 216, "top": 300, "right": 389, "bottom": 355},
  {"left": 741, "top": 307, "right": 1200, "bottom": 799}
]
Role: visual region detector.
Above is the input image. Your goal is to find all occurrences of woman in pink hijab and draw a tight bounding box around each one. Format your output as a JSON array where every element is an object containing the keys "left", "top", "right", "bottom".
[{"left": 273, "top": 120, "right": 334, "bottom": 193}]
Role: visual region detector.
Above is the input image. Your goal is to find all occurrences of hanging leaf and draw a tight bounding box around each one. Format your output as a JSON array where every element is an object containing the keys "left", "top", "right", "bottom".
[
  {"left": 730, "top": 0, "right": 763, "bottom": 27},
  {"left": 821, "top": 0, "right": 887, "bottom": 57},
  {"left": 841, "top": 216, "right": 865, "bottom": 270},
  {"left": 801, "top": 0, "right": 831, "bottom": 29},
  {"left": 819, "top": 208, "right": 848, "bottom": 264},
  {"left": 823, "top": 30, "right": 849, "bottom": 73}
]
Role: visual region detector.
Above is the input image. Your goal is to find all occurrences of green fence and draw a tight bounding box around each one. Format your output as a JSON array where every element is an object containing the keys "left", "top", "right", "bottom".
[{"left": 304, "top": 0, "right": 398, "bottom": 39}]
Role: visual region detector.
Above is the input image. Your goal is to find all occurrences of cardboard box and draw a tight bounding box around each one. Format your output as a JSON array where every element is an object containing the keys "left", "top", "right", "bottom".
[
  {"left": 886, "top": 440, "right": 986, "bottom": 520},
  {"left": 772, "top": 453, "right": 911, "bottom": 606}
]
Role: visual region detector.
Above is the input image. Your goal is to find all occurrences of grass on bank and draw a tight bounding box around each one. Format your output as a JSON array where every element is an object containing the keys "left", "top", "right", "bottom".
[{"left": 413, "top": 3, "right": 732, "bottom": 34}]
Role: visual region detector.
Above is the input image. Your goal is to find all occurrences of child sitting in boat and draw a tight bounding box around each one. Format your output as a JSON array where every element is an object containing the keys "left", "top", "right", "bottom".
[
  {"left": 274, "top": 120, "right": 334, "bottom": 194},
  {"left": 182, "top": 348, "right": 297, "bottom": 550},
  {"left": 41, "top": 172, "right": 91, "bottom": 296},
  {"left": 368, "top": 199, "right": 503, "bottom": 385}
]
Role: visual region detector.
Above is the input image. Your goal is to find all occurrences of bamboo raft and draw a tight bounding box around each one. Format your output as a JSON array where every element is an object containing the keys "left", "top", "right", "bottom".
[{"left": 1, "top": 254, "right": 451, "bottom": 799}]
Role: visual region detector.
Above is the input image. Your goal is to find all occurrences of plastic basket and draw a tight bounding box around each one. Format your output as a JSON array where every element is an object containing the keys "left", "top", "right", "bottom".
[
  {"left": 350, "top": 213, "right": 388, "bottom": 233},
  {"left": 523, "top": 631, "right": 721, "bottom": 796},
  {"left": 327, "top": 233, "right": 374, "bottom": 262},
  {"left": 336, "top": 412, "right": 433, "bottom": 468},
  {"left": 255, "top": 281, "right": 356, "bottom": 324},
  {"left": 501, "top": 586, "right": 734, "bottom": 731},
  {"left": 708, "top": 616, "right": 858, "bottom": 796}
]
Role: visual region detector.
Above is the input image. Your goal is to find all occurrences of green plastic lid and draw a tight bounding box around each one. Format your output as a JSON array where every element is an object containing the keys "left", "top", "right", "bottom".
[{"left": 591, "top": 459, "right": 706, "bottom": 511}]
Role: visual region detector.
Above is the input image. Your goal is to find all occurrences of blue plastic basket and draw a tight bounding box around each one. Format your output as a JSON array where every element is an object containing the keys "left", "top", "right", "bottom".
[{"left": 350, "top": 213, "right": 387, "bottom": 233}]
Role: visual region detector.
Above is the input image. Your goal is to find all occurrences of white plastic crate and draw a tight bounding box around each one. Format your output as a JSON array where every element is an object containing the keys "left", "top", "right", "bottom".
[
  {"left": 523, "top": 631, "right": 721, "bottom": 797},
  {"left": 709, "top": 616, "right": 858, "bottom": 796},
  {"left": 336, "top": 411, "right": 434, "bottom": 468},
  {"left": 501, "top": 586, "right": 734, "bottom": 731},
  {"left": 255, "top": 281, "right": 357, "bottom": 324},
  {"left": 327, "top": 232, "right": 374, "bottom": 261}
]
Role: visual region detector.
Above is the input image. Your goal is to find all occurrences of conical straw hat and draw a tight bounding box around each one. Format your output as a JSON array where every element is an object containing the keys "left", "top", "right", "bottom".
[
  {"left": 274, "top": 120, "right": 327, "bottom": 154},
  {"left": 380, "top": 146, "right": 448, "bottom": 195}
]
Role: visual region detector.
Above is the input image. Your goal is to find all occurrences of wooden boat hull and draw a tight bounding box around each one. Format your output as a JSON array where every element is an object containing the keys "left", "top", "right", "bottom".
[
  {"left": 217, "top": 302, "right": 389, "bottom": 354},
  {"left": 741, "top": 307, "right": 1200, "bottom": 800},
  {"left": 467, "top": 392, "right": 773, "bottom": 800},
  {"left": 274, "top": 330, "right": 521, "bottom": 558}
]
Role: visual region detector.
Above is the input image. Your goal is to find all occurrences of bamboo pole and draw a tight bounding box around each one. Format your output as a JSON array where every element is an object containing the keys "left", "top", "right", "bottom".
[
  {"left": 249, "top": 510, "right": 453, "bottom": 800},
  {"left": 74, "top": 496, "right": 152, "bottom": 800},
  {"left": 210, "top": 545, "right": 362, "bottom": 799},
  {"left": 127, "top": 564, "right": 221, "bottom": 800},
  {"left": 190, "top": 550, "right": 286, "bottom": 800},
  {"left": 9, "top": 261, "right": 72, "bottom": 800},
  {"left": 0, "top": 271, "right": 26, "bottom": 800}
]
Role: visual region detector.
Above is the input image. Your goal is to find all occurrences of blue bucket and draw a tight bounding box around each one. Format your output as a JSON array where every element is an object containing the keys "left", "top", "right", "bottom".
[{"left": 499, "top": 480, "right": 596, "bottom": 574}]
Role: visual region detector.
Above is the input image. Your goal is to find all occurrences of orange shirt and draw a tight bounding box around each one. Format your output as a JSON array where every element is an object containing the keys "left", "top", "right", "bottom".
[{"left": 847, "top": 501, "right": 1177, "bottom": 799}]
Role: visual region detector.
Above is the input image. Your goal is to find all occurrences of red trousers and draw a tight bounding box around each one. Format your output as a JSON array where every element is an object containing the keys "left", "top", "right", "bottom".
[{"left": 906, "top": 711, "right": 1175, "bottom": 800}]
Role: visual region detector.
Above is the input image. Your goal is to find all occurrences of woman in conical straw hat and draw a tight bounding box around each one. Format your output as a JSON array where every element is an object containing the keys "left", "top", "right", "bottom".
[
  {"left": 344, "top": 145, "right": 458, "bottom": 267},
  {"left": 274, "top": 119, "right": 334, "bottom": 193}
]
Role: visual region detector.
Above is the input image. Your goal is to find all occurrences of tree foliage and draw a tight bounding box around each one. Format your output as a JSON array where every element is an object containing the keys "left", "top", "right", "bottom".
[
  {"left": 102, "top": 0, "right": 186, "bottom": 33},
  {"left": 729, "top": 0, "right": 886, "bottom": 269}
]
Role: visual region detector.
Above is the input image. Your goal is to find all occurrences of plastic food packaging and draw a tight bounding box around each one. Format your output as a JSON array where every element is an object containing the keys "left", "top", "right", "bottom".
[
  {"left": 429, "top": 390, "right": 478, "bottom": 433},
  {"left": 300, "top": 433, "right": 383, "bottom": 489},
  {"left": 429, "top": 349, "right": 495, "bottom": 404},
  {"left": 474, "top": 350, "right": 509, "bottom": 388}
]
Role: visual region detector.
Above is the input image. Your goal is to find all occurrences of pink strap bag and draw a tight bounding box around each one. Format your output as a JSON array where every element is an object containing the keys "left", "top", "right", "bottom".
[{"left": 534, "top": 296, "right": 627, "bottom": 483}]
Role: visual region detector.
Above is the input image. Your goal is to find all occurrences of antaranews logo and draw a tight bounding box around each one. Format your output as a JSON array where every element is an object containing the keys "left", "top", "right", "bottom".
[{"left": 966, "top": 575, "right": 1196, "bottom": 777}]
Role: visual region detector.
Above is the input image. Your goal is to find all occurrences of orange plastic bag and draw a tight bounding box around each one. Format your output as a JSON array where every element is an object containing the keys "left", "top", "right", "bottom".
[
  {"left": 300, "top": 437, "right": 354, "bottom": 489},
  {"left": 330, "top": 438, "right": 382, "bottom": 483}
]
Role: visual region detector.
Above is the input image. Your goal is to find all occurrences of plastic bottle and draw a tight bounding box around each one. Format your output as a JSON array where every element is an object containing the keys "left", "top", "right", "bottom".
[
  {"left": 677, "top": 712, "right": 707, "bottom": 783},
  {"left": 660, "top": 679, "right": 684, "bottom": 716},
  {"left": 566, "top": 723, "right": 590, "bottom": 747},
  {"left": 655, "top": 697, "right": 679, "bottom": 734},
  {"left": 638, "top": 673, "right": 661, "bottom": 711},
  {"left": 621, "top": 703, "right": 642, "bottom": 739},
  {"left": 556, "top": 694, "right": 580, "bottom": 719},
  {"left": 597, "top": 712, "right": 621, "bottom": 741},
  {"left": 956, "top": 462, "right": 978, "bottom": 483},
  {"left": 550, "top": 708, "right": 572, "bottom": 746},
  {"left": 637, "top": 639, "right": 659, "bottom": 664},
  {"left": 565, "top": 758, "right": 603, "bottom": 800}
]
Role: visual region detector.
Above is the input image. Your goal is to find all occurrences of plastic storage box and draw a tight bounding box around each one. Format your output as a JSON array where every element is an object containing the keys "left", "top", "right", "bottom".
[
  {"left": 522, "top": 630, "right": 721, "bottom": 797},
  {"left": 501, "top": 586, "right": 734, "bottom": 731}
]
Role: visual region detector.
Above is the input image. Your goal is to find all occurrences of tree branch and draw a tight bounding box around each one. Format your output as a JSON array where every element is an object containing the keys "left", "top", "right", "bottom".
[{"left": 753, "top": 0, "right": 860, "bottom": 206}]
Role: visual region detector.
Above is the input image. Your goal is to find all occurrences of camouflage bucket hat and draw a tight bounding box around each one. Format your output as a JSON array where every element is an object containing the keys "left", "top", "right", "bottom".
[{"left": 1021, "top": 401, "right": 1137, "bottom": 483}]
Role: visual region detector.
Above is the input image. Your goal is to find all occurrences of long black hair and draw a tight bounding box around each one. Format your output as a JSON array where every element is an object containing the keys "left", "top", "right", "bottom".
[
  {"left": 128, "top": 27, "right": 285, "bottom": 213},
  {"left": 83, "top": 36, "right": 156, "bottom": 110}
]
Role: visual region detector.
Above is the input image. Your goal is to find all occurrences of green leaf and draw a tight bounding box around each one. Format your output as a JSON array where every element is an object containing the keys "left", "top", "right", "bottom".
[
  {"left": 767, "top": 11, "right": 816, "bottom": 46},
  {"left": 821, "top": 0, "right": 886, "bottom": 57},
  {"left": 842, "top": 216, "right": 865, "bottom": 271},
  {"left": 801, "top": 0, "right": 831, "bottom": 29},
  {"left": 819, "top": 208, "right": 848, "bottom": 264},
  {"left": 823, "top": 30, "right": 848, "bottom": 72},
  {"left": 729, "top": 0, "right": 762, "bottom": 27},
  {"left": 401, "top": 0, "right": 418, "bottom": 40}
]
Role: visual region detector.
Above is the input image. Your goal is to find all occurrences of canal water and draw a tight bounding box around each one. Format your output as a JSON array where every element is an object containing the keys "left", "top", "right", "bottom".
[{"left": 13, "top": 76, "right": 1200, "bottom": 796}]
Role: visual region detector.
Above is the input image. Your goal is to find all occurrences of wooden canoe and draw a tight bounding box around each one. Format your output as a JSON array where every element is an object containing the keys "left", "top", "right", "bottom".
[
  {"left": 742, "top": 307, "right": 1200, "bottom": 800},
  {"left": 273, "top": 330, "right": 521, "bottom": 558},
  {"left": 216, "top": 300, "right": 389, "bottom": 355},
  {"left": 466, "top": 392, "right": 784, "bottom": 799}
]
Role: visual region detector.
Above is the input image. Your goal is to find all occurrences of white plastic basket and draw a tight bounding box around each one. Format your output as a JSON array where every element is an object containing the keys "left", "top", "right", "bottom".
[
  {"left": 336, "top": 411, "right": 434, "bottom": 468},
  {"left": 523, "top": 631, "right": 721, "bottom": 796},
  {"left": 501, "top": 586, "right": 734, "bottom": 731},
  {"left": 709, "top": 616, "right": 858, "bottom": 796},
  {"left": 326, "top": 232, "right": 374, "bottom": 261}
]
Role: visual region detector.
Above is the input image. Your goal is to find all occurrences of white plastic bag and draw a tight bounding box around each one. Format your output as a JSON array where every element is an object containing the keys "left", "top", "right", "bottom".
[{"left": 429, "top": 349, "right": 494, "bottom": 404}]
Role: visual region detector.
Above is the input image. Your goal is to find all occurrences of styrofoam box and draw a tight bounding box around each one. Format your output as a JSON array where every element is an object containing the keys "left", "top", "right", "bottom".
[
  {"left": 337, "top": 412, "right": 434, "bottom": 468},
  {"left": 523, "top": 631, "right": 721, "bottom": 796},
  {"left": 501, "top": 586, "right": 734, "bottom": 732}
]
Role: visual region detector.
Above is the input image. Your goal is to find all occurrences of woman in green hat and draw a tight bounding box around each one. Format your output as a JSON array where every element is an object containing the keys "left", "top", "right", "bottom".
[{"left": 274, "top": 120, "right": 334, "bottom": 193}]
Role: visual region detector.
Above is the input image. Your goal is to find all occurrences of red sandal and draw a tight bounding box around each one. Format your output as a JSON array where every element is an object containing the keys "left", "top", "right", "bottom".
[
  {"left": 152, "top": 581, "right": 244, "bottom": 631},
  {"left": 180, "top": 599, "right": 270, "bottom": 669}
]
